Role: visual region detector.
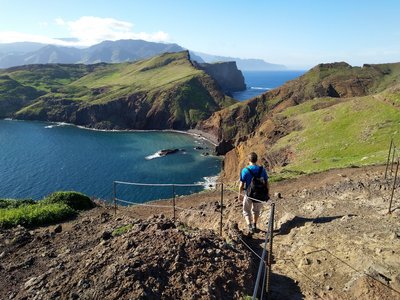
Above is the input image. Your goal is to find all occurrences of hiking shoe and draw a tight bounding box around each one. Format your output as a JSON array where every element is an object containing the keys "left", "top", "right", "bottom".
[
  {"left": 248, "top": 224, "right": 255, "bottom": 234},
  {"left": 252, "top": 224, "right": 259, "bottom": 233}
]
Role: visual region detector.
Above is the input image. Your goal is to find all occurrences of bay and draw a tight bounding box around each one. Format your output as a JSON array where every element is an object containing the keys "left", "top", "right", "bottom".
[
  {"left": 233, "top": 70, "right": 306, "bottom": 101},
  {"left": 0, "top": 120, "right": 221, "bottom": 203}
]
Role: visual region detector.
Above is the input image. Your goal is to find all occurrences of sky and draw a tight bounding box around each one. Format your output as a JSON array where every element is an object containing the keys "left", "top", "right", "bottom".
[{"left": 0, "top": 0, "right": 399, "bottom": 69}]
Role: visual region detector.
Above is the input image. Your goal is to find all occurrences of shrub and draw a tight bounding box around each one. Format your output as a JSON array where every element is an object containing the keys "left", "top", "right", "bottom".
[
  {"left": 42, "top": 191, "right": 95, "bottom": 211},
  {"left": 0, "top": 199, "right": 36, "bottom": 209},
  {"left": 112, "top": 224, "right": 133, "bottom": 237},
  {"left": 0, "top": 203, "right": 76, "bottom": 229}
]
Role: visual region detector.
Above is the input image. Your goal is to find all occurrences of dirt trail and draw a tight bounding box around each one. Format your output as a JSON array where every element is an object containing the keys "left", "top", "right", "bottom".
[{"left": 1, "top": 165, "right": 400, "bottom": 299}]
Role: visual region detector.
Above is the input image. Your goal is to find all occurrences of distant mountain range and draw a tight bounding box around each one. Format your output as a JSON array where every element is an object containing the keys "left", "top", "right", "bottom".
[{"left": 0, "top": 39, "right": 286, "bottom": 71}]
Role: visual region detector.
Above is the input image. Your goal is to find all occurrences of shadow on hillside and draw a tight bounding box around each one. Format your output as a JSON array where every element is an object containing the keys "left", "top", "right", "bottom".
[
  {"left": 242, "top": 234, "right": 304, "bottom": 299},
  {"left": 278, "top": 215, "right": 357, "bottom": 235}
]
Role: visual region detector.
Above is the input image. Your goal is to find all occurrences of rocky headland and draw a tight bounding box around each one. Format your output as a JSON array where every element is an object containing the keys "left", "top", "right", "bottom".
[{"left": 0, "top": 51, "right": 243, "bottom": 131}]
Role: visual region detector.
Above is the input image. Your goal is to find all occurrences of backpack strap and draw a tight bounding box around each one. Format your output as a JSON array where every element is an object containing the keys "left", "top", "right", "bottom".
[
  {"left": 257, "top": 166, "right": 263, "bottom": 178},
  {"left": 246, "top": 166, "right": 263, "bottom": 178}
]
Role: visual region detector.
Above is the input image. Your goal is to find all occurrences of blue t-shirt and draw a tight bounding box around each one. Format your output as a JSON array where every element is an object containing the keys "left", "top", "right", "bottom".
[{"left": 240, "top": 165, "right": 268, "bottom": 190}]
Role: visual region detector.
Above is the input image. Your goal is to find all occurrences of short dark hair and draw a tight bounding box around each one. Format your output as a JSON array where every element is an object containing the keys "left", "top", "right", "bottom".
[{"left": 248, "top": 152, "right": 258, "bottom": 163}]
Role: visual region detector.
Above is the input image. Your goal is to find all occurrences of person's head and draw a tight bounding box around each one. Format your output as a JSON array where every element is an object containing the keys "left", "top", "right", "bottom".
[{"left": 248, "top": 152, "right": 258, "bottom": 164}]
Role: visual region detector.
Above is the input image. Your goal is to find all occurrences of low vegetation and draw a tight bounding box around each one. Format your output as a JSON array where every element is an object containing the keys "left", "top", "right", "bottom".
[
  {"left": 112, "top": 224, "right": 133, "bottom": 236},
  {"left": 0, "top": 191, "right": 95, "bottom": 229},
  {"left": 42, "top": 191, "right": 96, "bottom": 211}
]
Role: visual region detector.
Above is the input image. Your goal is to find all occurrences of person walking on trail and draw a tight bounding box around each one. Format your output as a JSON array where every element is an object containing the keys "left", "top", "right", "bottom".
[{"left": 239, "top": 152, "right": 270, "bottom": 234}]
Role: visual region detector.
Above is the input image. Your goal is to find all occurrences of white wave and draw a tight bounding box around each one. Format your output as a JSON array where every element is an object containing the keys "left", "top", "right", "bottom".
[
  {"left": 195, "top": 175, "right": 219, "bottom": 190},
  {"left": 4, "top": 118, "right": 14, "bottom": 121},
  {"left": 145, "top": 152, "right": 163, "bottom": 160},
  {"left": 250, "top": 86, "right": 271, "bottom": 90},
  {"left": 44, "top": 122, "right": 73, "bottom": 129}
]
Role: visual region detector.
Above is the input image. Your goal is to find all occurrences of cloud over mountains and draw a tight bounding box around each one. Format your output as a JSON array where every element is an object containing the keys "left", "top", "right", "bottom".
[{"left": 0, "top": 16, "right": 170, "bottom": 47}]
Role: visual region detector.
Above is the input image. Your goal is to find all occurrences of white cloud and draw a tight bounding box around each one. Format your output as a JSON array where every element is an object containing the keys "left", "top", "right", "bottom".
[
  {"left": 0, "top": 16, "right": 170, "bottom": 46},
  {"left": 38, "top": 21, "right": 48, "bottom": 28},
  {"left": 61, "top": 16, "right": 170, "bottom": 45},
  {"left": 55, "top": 18, "right": 66, "bottom": 26}
]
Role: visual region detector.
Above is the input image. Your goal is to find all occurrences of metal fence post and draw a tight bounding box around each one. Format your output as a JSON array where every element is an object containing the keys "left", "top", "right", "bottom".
[
  {"left": 113, "top": 181, "right": 117, "bottom": 216},
  {"left": 389, "top": 158, "right": 399, "bottom": 214},
  {"left": 266, "top": 203, "right": 275, "bottom": 298},
  {"left": 391, "top": 146, "right": 396, "bottom": 174},
  {"left": 172, "top": 184, "right": 176, "bottom": 222},
  {"left": 385, "top": 139, "right": 393, "bottom": 179},
  {"left": 253, "top": 203, "right": 275, "bottom": 300},
  {"left": 220, "top": 183, "right": 224, "bottom": 236}
]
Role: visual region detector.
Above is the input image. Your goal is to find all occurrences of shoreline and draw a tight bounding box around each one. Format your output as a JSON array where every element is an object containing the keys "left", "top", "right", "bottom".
[{"left": 2, "top": 118, "right": 219, "bottom": 147}]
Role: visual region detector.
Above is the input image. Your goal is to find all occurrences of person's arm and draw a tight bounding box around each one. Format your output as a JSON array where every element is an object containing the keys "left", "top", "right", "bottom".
[
  {"left": 239, "top": 180, "right": 245, "bottom": 201},
  {"left": 263, "top": 168, "right": 270, "bottom": 199}
]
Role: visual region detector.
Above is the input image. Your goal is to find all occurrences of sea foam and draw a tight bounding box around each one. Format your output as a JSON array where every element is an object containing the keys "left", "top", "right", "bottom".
[
  {"left": 195, "top": 175, "right": 219, "bottom": 190},
  {"left": 250, "top": 86, "right": 270, "bottom": 90},
  {"left": 145, "top": 151, "right": 163, "bottom": 160}
]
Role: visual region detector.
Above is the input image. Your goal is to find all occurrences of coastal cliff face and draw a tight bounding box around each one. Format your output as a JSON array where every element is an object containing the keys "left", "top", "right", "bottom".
[
  {"left": 197, "top": 62, "right": 400, "bottom": 180},
  {"left": 0, "top": 51, "right": 237, "bottom": 130},
  {"left": 194, "top": 61, "right": 246, "bottom": 93}
]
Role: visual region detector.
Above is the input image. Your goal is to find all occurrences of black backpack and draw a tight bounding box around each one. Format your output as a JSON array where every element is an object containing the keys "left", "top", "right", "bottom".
[{"left": 246, "top": 167, "right": 269, "bottom": 202}]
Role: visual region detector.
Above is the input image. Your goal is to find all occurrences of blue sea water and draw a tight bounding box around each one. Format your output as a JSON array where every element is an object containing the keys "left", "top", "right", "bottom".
[
  {"left": 0, "top": 120, "right": 221, "bottom": 203},
  {"left": 232, "top": 70, "right": 306, "bottom": 101}
]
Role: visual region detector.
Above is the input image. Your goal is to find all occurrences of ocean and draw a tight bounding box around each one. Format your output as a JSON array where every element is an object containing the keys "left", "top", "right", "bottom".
[
  {"left": 232, "top": 70, "right": 306, "bottom": 101},
  {"left": 0, "top": 120, "right": 221, "bottom": 203}
]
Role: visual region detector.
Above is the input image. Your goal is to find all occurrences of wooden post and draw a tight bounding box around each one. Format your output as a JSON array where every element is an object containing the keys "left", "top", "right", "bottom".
[
  {"left": 220, "top": 183, "right": 224, "bottom": 236},
  {"left": 172, "top": 184, "right": 176, "bottom": 222},
  {"left": 385, "top": 139, "right": 393, "bottom": 179},
  {"left": 113, "top": 181, "right": 117, "bottom": 216},
  {"left": 389, "top": 158, "right": 399, "bottom": 214}
]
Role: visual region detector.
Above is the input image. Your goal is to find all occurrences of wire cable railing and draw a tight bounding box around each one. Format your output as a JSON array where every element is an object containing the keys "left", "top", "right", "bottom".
[
  {"left": 384, "top": 138, "right": 399, "bottom": 213},
  {"left": 113, "top": 181, "right": 226, "bottom": 236}
]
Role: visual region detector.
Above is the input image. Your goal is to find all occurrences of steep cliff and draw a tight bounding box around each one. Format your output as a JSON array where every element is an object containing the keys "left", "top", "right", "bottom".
[
  {"left": 0, "top": 51, "right": 237, "bottom": 130},
  {"left": 194, "top": 61, "right": 246, "bottom": 93}
]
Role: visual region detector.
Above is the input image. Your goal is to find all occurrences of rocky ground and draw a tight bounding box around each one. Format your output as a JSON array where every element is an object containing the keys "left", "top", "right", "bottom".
[{"left": 1, "top": 165, "right": 400, "bottom": 299}]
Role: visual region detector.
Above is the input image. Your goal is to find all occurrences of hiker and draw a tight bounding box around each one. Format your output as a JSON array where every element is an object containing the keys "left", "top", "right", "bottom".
[{"left": 239, "top": 152, "right": 270, "bottom": 234}]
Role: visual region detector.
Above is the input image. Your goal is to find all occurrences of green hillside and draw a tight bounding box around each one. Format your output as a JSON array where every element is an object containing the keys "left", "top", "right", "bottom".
[
  {"left": 270, "top": 94, "right": 400, "bottom": 177},
  {"left": 0, "top": 51, "right": 236, "bottom": 130},
  {"left": 0, "top": 75, "right": 44, "bottom": 118}
]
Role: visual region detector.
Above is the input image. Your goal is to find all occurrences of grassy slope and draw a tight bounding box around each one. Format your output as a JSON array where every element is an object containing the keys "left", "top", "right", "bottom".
[
  {"left": 6, "top": 52, "right": 206, "bottom": 105},
  {"left": 0, "top": 75, "right": 43, "bottom": 117},
  {"left": 270, "top": 94, "right": 400, "bottom": 177}
]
